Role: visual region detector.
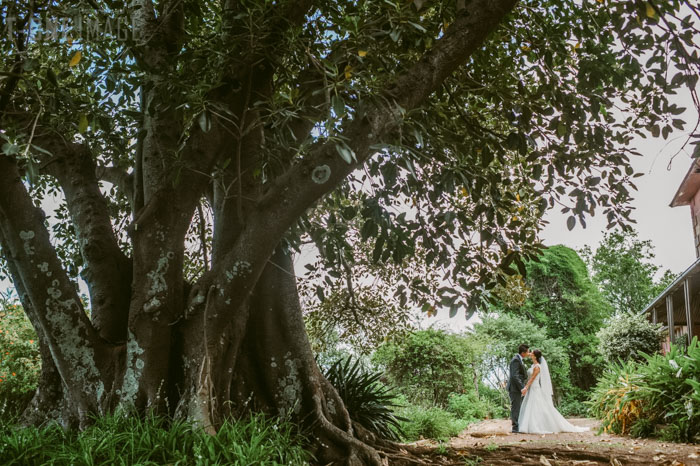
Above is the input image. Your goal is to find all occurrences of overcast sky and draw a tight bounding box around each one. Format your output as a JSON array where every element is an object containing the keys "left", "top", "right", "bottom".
[{"left": 542, "top": 86, "right": 697, "bottom": 277}]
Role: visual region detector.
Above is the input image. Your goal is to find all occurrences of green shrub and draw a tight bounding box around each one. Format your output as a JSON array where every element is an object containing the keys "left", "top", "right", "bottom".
[
  {"left": 0, "top": 411, "right": 310, "bottom": 465},
  {"left": 629, "top": 417, "right": 655, "bottom": 439},
  {"left": 446, "top": 392, "right": 487, "bottom": 421},
  {"left": 373, "top": 329, "right": 477, "bottom": 406},
  {"left": 557, "top": 397, "right": 589, "bottom": 417},
  {"left": 636, "top": 340, "right": 700, "bottom": 442},
  {"left": 597, "top": 312, "right": 664, "bottom": 363},
  {"left": 589, "top": 338, "right": 700, "bottom": 443},
  {"left": 472, "top": 315, "right": 574, "bottom": 403},
  {"left": 477, "top": 384, "right": 509, "bottom": 419},
  {"left": 396, "top": 405, "right": 469, "bottom": 442},
  {"left": 0, "top": 301, "right": 40, "bottom": 415},
  {"left": 322, "top": 356, "right": 405, "bottom": 441},
  {"left": 588, "top": 358, "right": 644, "bottom": 436}
]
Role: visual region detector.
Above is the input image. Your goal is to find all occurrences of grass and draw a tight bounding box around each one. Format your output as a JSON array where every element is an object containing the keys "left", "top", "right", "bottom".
[
  {"left": 396, "top": 405, "right": 472, "bottom": 442},
  {"left": 0, "top": 411, "right": 310, "bottom": 465}
]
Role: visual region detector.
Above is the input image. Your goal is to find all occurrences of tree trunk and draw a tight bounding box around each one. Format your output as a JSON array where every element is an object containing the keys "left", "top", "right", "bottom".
[
  {"left": 172, "top": 248, "right": 385, "bottom": 464},
  {"left": 0, "top": 0, "right": 519, "bottom": 460}
]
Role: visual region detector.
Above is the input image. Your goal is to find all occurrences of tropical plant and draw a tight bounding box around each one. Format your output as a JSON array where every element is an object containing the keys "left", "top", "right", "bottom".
[
  {"left": 590, "top": 338, "right": 700, "bottom": 442},
  {"left": 636, "top": 339, "right": 700, "bottom": 442},
  {"left": 597, "top": 312, "right": 664, "bottom": 363},
  {"left": 323, "top": 356, "right": 405, "bottom": 441},
  {"left": 588, "top": 359, "right": 644, "bottom": 435},
  {"left": 582, "top": 230, "right": 676, "bottom": 315}
]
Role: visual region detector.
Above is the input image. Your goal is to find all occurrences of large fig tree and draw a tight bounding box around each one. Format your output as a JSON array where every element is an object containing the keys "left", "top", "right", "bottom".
[{"left": 0, "top": 0, "right": 698, "bottom": 463}]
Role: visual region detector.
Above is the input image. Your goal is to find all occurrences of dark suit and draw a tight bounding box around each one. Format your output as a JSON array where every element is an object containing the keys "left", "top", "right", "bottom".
[{"left": 506, "top": 354, "right": 527, "bottom": 432}]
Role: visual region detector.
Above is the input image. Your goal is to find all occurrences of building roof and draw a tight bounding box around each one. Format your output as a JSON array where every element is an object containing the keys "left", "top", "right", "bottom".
[
  {"left": 670, "top": 159, "right": 700, "bottom": 207},
  {"left": 641, "top": 255, "right": 700, "bottom": 316}
]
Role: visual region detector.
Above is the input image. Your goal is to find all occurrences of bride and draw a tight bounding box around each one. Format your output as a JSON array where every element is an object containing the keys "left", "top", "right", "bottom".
[{"left": 518, "top": 349, "right": 589, "bottom": 434}]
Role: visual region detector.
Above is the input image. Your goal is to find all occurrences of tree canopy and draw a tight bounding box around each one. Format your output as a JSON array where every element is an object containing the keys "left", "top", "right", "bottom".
[
  {"left": 493, "top": 245, "right": 611, "bottom": 392},
  {"left": 0, "top": 0, "right": 699, "bottom": 463},
  {"left": 582, "top": 229, "right": 676, "bottom": 315},
  {"left": 472, "top": 314, "right": 571, "bottom": 401}
]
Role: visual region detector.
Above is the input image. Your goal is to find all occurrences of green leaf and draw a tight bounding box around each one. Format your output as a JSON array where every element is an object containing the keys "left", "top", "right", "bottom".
[
  {"left": 693, "top": 143, "right": 700, "bottom": 159},
  {"left": 46, "top": 68, "right": 58, "bottom": 86},
  {"left": 413, "top": 128, "right": 424, "bottom": 147},
  {"left": 25, "top": 159, "right": 39, "bottom": 186},
  {"left": 532, "top": 164, "right": 543, "bottom": 180},
  {"left": 556, "top": 122, "right": 567, "bottom": 137},
  {"left": 78, "top": 114, "right": 89, "bottom": 134},
  {"left": 1, "top": 142, "right": 19, "bottom": 156},
  {"left": 481, "top": 148, "right": 494, "bottom": 167},
  {"left": 448, "top": 304, "right": 458, "bottom": 318},
  {"left": 198, "top": 112, "right": 211, "bottom": 133},
  {"left": 335, "top": 142, "right": 355, "bottom": 164},
  {"left": 407, "top": 21, "right": 427, "bottom": 33},
  {"left": 506, "top": 132, "right": 519, "bottom": 150},
  {"left": 30, "top": 144, "right": 52, "bottom": 157},
  {"left": 373, "top": 236, "right": 385, "bottom": 263},
  {"left": 332, "top": 95, "right": 346, "bottom": 118},
  {"left": 567, "top": 216, "right": 575, "bottom": 231}
]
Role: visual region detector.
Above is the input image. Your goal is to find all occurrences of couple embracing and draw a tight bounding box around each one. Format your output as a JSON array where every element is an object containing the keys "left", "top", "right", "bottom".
[{"left": 507, "top": 344, "right": 588, "bottom": 434}]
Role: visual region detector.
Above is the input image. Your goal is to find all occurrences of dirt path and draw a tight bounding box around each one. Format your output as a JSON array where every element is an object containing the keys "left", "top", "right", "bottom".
[{"left": 403, "top": 419, "right": 700, "bottom": 465}]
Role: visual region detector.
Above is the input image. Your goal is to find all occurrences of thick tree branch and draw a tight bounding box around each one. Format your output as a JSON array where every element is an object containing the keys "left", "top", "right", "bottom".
[
  {"left": 0, "top": 225, "right": 69, "bottom": 426},
  {"left": 34, "top": 134, "right": 132, "bottom": 343},
  {"left": 259, "top": 0, "right": 519, "bottom": 225},
  {"left": 96, "top": 163, "right": 134, "bottom": 206},
  {"left": 131, "top": 0, "right": 158, "bottom": 48},
  {"left": 0, "top": 155, "right": 108, "bottom": 417},
  {"left": 152, "top": 1, "right": 318, "bottom": 250},
  {"left": 198, "top": 0, "right": 518, "bottom": 339}
]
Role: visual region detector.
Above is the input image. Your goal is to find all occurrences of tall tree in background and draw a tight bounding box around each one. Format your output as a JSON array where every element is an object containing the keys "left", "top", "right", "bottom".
[
  {"left": 0, "top": 0, "right": 698, "bottom": 463},
  {"left": 582, "top": 229, "right": 676, "bottom": 315},
  {"left": 497, "top": 246, "right": 612, "bottom": 393}
]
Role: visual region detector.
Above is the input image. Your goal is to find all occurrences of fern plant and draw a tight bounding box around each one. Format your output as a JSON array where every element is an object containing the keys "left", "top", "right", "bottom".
[{"left": 323, "top": 356, "right": 405, "bottom": 441}]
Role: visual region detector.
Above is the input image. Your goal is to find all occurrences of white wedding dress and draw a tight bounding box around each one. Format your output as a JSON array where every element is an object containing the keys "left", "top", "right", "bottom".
[{"left": 518, "top": 358, "right": 588, "bottom": 434}]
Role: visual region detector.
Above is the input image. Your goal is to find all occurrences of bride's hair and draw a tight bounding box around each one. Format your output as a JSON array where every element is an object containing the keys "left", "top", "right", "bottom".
[{"left": 533, "top": 349, "right": 542, "bottom": 363}]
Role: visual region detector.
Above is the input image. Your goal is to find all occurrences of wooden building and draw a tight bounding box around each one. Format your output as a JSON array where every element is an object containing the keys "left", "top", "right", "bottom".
[{"left": 642, "top": 160, "right": 700, "bottom": 351}]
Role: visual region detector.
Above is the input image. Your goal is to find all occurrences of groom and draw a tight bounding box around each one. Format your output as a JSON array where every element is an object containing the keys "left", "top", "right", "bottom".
[{"left": 506, "top": 344, "right": 530, "bottom": 433}]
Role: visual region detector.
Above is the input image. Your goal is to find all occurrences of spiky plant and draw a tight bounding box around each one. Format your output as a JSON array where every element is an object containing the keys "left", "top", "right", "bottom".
[{"left": 323, "top": 357, "right": 405, "bottom": 441}]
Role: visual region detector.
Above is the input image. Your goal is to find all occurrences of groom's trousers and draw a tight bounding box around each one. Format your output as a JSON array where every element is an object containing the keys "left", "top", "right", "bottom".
[{"left": 509, "top": 391, "right": 523, "bottom": 432}]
